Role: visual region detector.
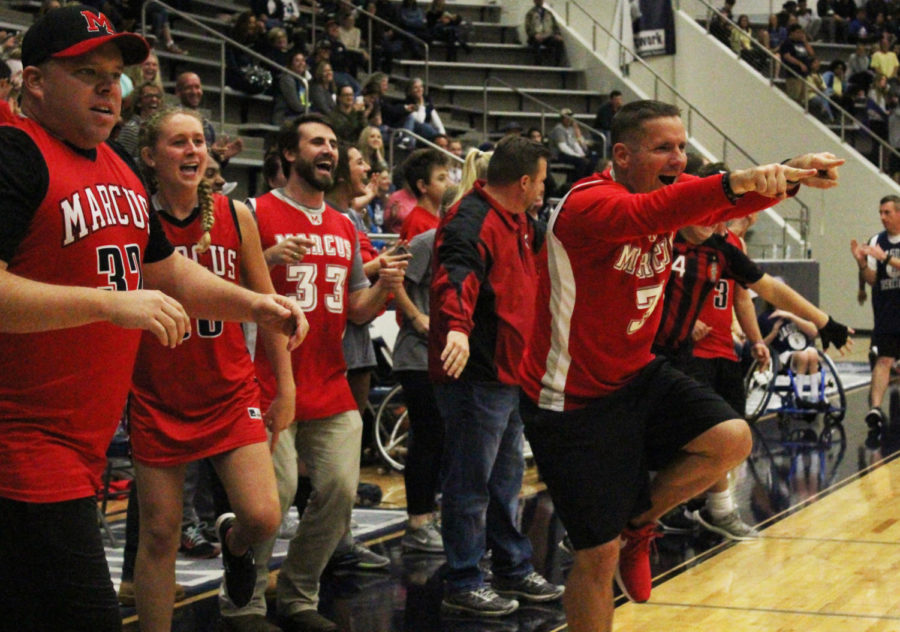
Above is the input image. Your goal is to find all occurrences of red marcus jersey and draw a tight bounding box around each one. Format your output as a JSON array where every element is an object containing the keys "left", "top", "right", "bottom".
[
  {"left": 252, "top": 189, "right": 369, "bottom": 421},
  {"left": 692, "top": 230, "right": 747, "bottom": 361},
  {"left": 0, "top": 118, "right": 171, "bottom": 503},
  {"left": 129, "top": 194, "right": 266, "bottom": 466},
  {"left": 519, "top": 169, "right": 781, "bottom": 412}
]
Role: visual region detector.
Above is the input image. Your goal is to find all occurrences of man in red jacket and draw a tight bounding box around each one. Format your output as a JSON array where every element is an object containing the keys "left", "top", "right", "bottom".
[
  {"left": 518, "top": 99, "right": 844, "bottom": 632},
  {"left": 430, "top": 135, "right": 564, "bottom": 617}
]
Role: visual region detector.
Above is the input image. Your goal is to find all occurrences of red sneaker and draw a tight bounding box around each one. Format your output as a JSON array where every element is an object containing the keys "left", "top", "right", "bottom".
[{"left": 615, "top": 523, "right": 660, "bottom": 602}]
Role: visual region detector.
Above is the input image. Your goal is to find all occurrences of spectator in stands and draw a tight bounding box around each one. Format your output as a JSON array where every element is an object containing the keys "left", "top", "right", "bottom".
[
  {"left": 363, "top": 167, "right": 392, "bottom": 235},
  {"left": 871, "top": 34, "right": 899, "bottom": 83},
  {"left": 593, "top": 89, "right": 623, "bottom": 156},
  {"left": 796, "top": 0, "right": 823, "bottom": 40},
  {"left": 731, "top": 14, "right": 768, "bottom": 72},
  {"left": 527, "top": 127, "right": 544, "bottom": 143},
  {"left": 117, "top": 81, "right": 164, "bottom": 159},
  {"left": 867, "top": 72, "right": 892, "bottom": 140},
  {"left": 369, "top": 0, "right": 405, "bottom": 73},
  {"left": 126, "top": 50, "right": 163, "bottom": 94},
  {"left": 806, "top": 57, "right": 836, "bottom": 122},
  {"left": 225, "top": 12, "right": 273, "bottom": 95},
  {"left": 427, "top": 0, "right": 471, "bottom": 61},
  {"left": 309, "top": 61, "right": 337, "bottom": 115},
  {"left": 252, "top": 0, "right": 287, "bottom": 30},
  {"left": 817, "top": 0, "right": 848, "bottom": 42},
  {"left": 500, "top": 121, "right": 524, "bottom": 138},
  {"left": 175, "top": 71, "right": 245, "bottom": 166},
  {"left": 709, "top": 2, "right": 734, "bottom": 46},
  {"left": 848, "top": 40, "right": 874, "bottom": 89},
  {"left": 823, "top": 59, "right": 853, "bottom": 113},
  {"left": 402, "top": 77, "right": 446, "bottom": 145},
  {"left": 780, "top": 23, "right": 815, "bottom": 103},
  {"left": 448, "top": 137, "right": 464, "bottom": 183},
  {"left": 329, "top": 83, "right": 368, "bottom": 142},
  {"left": 261, "top": 26, "right": 292, "bottom": 69},
  {"left": 323, "top": 18, "right": 361, "bottom": 92},
  {"left": 399, "top": 148, "right": 451, "bottom": 241},
  {"left": 273, "top": 50, "right": 311, "bottom": 124},
  {"left": 144, "top": 1, "right": 188, "bottom": 55},
  {"left": 849, "top": 6, "right": 872, "bottom": 43},
  {"left": 358, "top": 124, "right": 388, "bottom": 172},
  {"left": 550, "top": 108, "right": 594, "bottom": 183},
  {"left": 363, "top": 72, "right": 411, "bottom": 130},
  {"left": 398, "top": 0, "right": 430, "bottom": 58},
  {"left": 337, "top": 11, "right": 370, "bottom": 76},
  {"left": 525, "top": 0, "right": 565, "bottom": 66},
  {"left": 432, "top": 133, "right": 450, "bottom": 149}
]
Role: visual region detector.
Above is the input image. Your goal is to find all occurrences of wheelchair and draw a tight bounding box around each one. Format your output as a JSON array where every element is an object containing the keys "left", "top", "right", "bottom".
[
  {"left": 365, "top": 336, "right": 408, "bottom": 473},
  {"left": 744, "top": 347, "right": 847, "bottom": 450}
]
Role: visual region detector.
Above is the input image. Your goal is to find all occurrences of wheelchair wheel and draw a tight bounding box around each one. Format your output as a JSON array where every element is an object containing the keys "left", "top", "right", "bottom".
[
  {"left": 374, "top": 383, "right": 408, "bottom": 472},
  {"left": 817, "top": 350, "right": 847, "bottom": 423},
  {"left": 818, "top": 419, "right": 846, "bottom": 450},
  {"left": 744, "top": 353, "right": 780, "bottom": 422}
]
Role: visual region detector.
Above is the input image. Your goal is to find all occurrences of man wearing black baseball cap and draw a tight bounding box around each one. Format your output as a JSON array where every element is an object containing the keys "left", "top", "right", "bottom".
[{"left": 0, "top": 6, "right": 309, "bottom": 631}]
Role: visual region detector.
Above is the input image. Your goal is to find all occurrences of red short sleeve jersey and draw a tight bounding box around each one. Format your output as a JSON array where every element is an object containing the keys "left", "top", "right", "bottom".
[
  {"left": 0, "top": 119, "right": 155, "bottom": 502},
  {"left": 692, "top": 231, "right": 746, "bottom": 361},
  {"left": 129, "top": 194, "right": 265, "bottom": 466},
  {"left": 400, "top": 205, "right": 440, "bottom": 242},
  {"left": 253, "top": 190, "right": 360, "bottom": 421}
]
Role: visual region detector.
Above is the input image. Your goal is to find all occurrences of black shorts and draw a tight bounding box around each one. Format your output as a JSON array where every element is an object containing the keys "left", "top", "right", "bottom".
[
  {"left": 520, "top": 357, "right": 741, "bottom": 551},
  {"left": 680, "top": 355, "right": 747, "bottom": 416},
  {"left": 872, "top": 332, "right": 900, "bottom": 360}
]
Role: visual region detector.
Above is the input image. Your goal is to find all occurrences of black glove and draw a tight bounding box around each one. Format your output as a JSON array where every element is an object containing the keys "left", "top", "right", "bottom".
[{"left": 819, "top": 316, "right": 849, "bottom": 351}]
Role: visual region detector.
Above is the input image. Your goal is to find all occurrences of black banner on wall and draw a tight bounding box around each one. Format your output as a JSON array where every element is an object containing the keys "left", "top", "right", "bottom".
[{"left": 633, "top": 0, "right": 676, "bottom": 57}]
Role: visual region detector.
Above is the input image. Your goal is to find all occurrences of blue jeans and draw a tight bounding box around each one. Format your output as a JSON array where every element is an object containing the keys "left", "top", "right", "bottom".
[
  {"left": 402, "top": 116, "right": 439, "bottom": 143},
  {"left": 435, "top": 381, "right": 534, "bottom": 593}
]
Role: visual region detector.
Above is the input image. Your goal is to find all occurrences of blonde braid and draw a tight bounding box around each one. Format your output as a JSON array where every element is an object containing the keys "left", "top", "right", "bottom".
[{"left": 195, "top": 179, "right": 215, "bottom": 254}]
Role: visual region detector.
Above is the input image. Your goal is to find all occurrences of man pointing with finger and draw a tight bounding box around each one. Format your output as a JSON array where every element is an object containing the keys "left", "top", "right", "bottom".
[{"left": 518, "top": 99, "right": 844, "bottom": 632}]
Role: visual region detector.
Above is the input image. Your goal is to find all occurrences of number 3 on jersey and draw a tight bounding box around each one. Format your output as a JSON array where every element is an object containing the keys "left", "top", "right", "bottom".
[
  {"left": 627, "top": 283, "right": 664, "bottom": 335},
  {"left": 286, "top": 262, "right": 347, "bottom": 313}
]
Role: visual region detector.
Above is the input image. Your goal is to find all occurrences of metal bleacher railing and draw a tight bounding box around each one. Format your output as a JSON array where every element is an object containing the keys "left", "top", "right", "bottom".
[
  {"left": 553, "top": 0, "right": 812, "bottom": 259},
  {"left": 677, "top": 0, "right": 900, "bottom": 174}
]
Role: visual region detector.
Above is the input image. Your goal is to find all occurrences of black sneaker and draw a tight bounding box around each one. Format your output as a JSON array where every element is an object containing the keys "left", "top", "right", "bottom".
[
  {"left": 180, "top": 521, "right": 221, "bottom": 559},
  {"left": 441, "top": 587, "right": 519, "bottom": 617},
  {"left": 216, "top": 512, "right": 256, "bottom": 608},
  {"left": 279, "top": 609, "right": 338, "bottom": 632},
  {"left": 330, "top": 541, "right": 390, "bottom": 571},
  {"left": 492, "top": 571, "right": 564, "bottom": 602},
  {"left": 658, "top": 505, "right": 697, "bottom": 534},
  {"left": 866, "top": 407, "right": 885, "bottom": 430}
]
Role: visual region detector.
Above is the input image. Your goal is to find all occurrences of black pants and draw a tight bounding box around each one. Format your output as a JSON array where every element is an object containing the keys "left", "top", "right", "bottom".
[
  {"left": 0, "top": 496, "right": 121, "bottom": 632},
  {"left": 396, "top": 370, "right": 445, "bottom": 515}
]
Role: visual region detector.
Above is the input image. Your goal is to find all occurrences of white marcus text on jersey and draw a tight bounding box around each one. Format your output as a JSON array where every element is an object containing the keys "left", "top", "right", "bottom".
[
  {"left": 612, "top": 235, "right": 673, "bottom": 278},
  {"left": 61, "top": 184, "right": 150, "bottom": 246},
  {"left": 274, "top": 232, "right": 354, "bottom": 259}
]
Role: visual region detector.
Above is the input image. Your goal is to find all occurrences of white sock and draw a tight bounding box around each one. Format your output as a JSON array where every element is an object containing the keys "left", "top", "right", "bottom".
[
  {"left": 808, "top": 372, "right": 819, "bottom": 400},
  {"left": 706, "top": 490, "right": 734, "bottom": 520}
]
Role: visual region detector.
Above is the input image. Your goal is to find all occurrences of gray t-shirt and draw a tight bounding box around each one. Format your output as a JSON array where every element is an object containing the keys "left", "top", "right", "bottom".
[
  {"left": 392, "top": 229, "right": 435, "bottom": 372},
  {"left": 338, "top": 205, "right": 377, "bottom": 370}
]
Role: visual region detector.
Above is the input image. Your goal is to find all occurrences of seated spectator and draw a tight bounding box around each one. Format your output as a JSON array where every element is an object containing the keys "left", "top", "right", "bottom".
[
  {"left": 823, "top": 59, "right": 854, "bottom": 113},
  {"left": 261, "top": 26, "right": 292, "bottom": 69},
  {"left": 817, "top": 0, "right": 848, "bottom": 42},
  {"left": 175, "top": 71, "right": 244, "bottom": 165},
  {"left": 549, "top": 108, "right": 594, "bottom": 182},
  {"left": 806, "top": 57, "right": 835, "bottom": 122},
  {"left": 309, "top": 61, "right": 337, "bottom": 114},
  {"left": 358, "top": 124, "right": 388, "bottom": 172},
  {"left": 709, "top": 2, "right": 734, "bottom": 46},
  {"left": 225, "top": 12, "right": 272, "bottom": 94},
  {"left": 126, "top": 50, "right": 163, "bottom": 93},
  {"left": 731, "top": 14, "right": 768, "bottom": 72},
  {"left": 273, "top": 49, "right": 311, "bottom": 123},
  {"left": 525, "top": 0, "right": 565, "bottom": 66},
  {"left": 398, "top": 0, "right": 430, "bottom": 58},
  {"left": 338, "top": 11, "right": 371, "bottom": 76},
  {"left": 323, "top": 17, "right": 362, "bottom": 92},
  {"left": 592, "top": 89, "right": 623, "bottom": 155},
  {"left": 780, "top": 23, "right": 815, "bottom": 103},
  {"left": 500, "top": 121, "right": 524, "bottom": 138},
  {"left": 432, "top": 133, "right": 450, "bottom": 150},
  {"left": 871, "top": 34, "right": 899, "bottom": 84},
  {"left": 848, "top": 41, "right": 874, "bottom": 90},
  {"left": 866, "top": 73, "right": 891, "bottom": 140},
  {"left": 369, "top": 0, "right": 405, "bottom": 73},
  {"left": 402, "top": 77, "right": 446, "bottom": 145},
  {"left": 427, "top": 0, "right": 471, "bottom": 61},
  {"left": 252, "top": 0, "right": 286, "bottom": 29},
  {"left": 447, "top": 137, "right": 464, "bottom": 183},
  {"left": 143, "top": 2, "right": 188, "bottom": 54},
  {"left": 848, "top": 6, "right": 871, "bottom": 43},
  {"left": 796, "top": 0, "right": 822, "bottom": 40},
  {"left": 116, "top": 81, "right": 164, "bottom": 159},
  {"left": 329, "top": 83, "right": 368, "bottom": 142}
]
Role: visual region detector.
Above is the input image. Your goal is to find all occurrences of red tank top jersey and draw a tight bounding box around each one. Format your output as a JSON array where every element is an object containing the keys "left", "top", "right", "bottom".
[
  {"left": 520, "top": 170, "right": 781, "bottom": 412},
  {"left": 692, "top": 231, "right": 745, "bottom": 361},
  {"left": 0, "top": 118, "right": 155, "bottom": 503},
  {"left": 253, "top": 190, "right": 360, "bottom": 421},
  {"left": 129, "top": 194, "right": 266, "bottom": 466}
]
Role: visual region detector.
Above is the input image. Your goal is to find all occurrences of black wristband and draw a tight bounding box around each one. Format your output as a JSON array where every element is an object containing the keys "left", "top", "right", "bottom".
[{"left": 721, "top": 172, "right": 741, "bottom": 204}]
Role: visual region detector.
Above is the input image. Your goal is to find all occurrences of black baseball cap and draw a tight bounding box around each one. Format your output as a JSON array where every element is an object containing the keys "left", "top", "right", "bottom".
[{"left": 22, "top": 4, "right": 149, "bottom": 68}]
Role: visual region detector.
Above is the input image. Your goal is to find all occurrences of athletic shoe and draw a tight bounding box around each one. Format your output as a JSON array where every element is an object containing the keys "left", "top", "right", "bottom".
[
  {"left": 117, "top": 580, "right": 185, "bottom": 607},
  {"left": 865, "top": 406, "right": 885, "bottom": 430},
  {"left": 658, "top": 505, "right": 698, "bottom": 534},
  {"left": 180, "top": 521, "right": 221, "bottom": 558},
  {"left": 441, "top": 586, "right": 519, "bottom": 616},
  {"left": 216, "top": 512, "right": 256, "bottom": 608},
  {"left": 280, "top": 609, "right": 338, "bottom": 632},
  {"left": 219, "top": 613, "right": 281, "bottom": 632},
  {"left": 866, "top": 427, "right": 883, "bottom": 450},
  {"left": 557, "top": 535, "right": 574, "bottom": 555},
  {"left": 401, "top": 520, "right": 444, "bottom": 553},
  {"left": 278, "top": 512, "right": 300, "bottom": 540},
  {"left": 330, "top": 541, "right": 391, "bottom": 570},
  {"left": 492, "top": 571, "right": 564, "bottom": 602},
  {"left": 615, "top": 523, "right": 660, "bottom": 603},
  {"left": 694, "top": 508, "right": 759, "bottom": 541}
]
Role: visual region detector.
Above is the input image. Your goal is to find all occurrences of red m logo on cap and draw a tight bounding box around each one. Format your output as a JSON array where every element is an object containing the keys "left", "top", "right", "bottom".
[{"left": 80, "top": 10, "right": 115, "bottom": 34}]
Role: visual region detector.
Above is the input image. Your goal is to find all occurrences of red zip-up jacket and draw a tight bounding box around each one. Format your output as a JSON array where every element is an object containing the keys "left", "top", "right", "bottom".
[{"left": 429, "top": 180, "right": 537, "bottom": 385}]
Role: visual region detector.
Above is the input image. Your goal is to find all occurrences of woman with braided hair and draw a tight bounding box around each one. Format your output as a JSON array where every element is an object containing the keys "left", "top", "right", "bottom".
[{"left": 129, "top": 107, "right": 302, "bottom": 631}]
